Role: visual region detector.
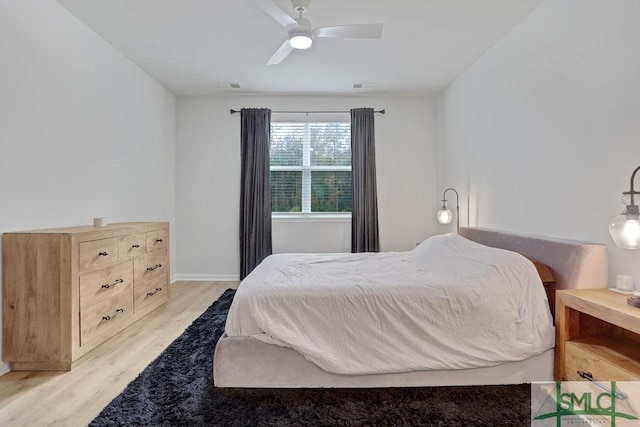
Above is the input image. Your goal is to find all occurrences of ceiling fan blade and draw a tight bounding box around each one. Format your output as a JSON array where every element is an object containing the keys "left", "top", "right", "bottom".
[
  {"left": 313, "top": 23, "right": 383, "bottom": 39},
  {"left": 266, "top": 40, "right": 295, "bottom": 65},
  {"left": 254, "top": 0, "right": 298, "bottom": 31}
]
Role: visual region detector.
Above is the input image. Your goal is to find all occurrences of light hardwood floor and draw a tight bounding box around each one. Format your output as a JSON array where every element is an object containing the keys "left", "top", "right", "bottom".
[{"left": 0, "top": 281, "right": 237, "bottom": 427}]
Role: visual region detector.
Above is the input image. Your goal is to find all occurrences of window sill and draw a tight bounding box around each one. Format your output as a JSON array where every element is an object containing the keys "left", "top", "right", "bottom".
[{"left": 272, "top": 214, "right": 351, "bottom": 223}]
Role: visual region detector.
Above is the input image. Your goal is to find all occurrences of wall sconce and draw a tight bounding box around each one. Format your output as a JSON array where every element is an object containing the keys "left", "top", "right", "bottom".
[
  {"left": 436, "top": 187, "right": 459, "bottom": 233},
  {"left": 609, "top": 165, "right": 640, "bottom": 249}
]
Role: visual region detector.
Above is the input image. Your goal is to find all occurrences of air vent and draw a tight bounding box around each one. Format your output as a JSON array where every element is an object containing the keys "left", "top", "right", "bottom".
[
  {"left": 353, "top": 82, "right": 374, "bottom": 89},
  {"left": 216, "top": 82, "right": 242, "bottom": 89}
]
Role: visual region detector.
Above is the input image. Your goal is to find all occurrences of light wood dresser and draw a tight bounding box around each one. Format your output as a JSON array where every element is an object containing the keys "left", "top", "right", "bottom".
[
  {"left": 2, "top": 222, "right": 170, "bottom": 370},
  {"left": 555, "top": 288, "right": 640, "bottom": 381}
]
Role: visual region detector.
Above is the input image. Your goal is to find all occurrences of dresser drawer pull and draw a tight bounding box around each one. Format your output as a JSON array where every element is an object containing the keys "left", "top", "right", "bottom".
[
  {"left": 155, "top": 239, "right": 163, "bottom": 243},
  {"left": 146, "top": 263, "right": 163, "bottom": 272},
  {"left": 132, "top": 244, "right": 140, "bottom": 248},
  {"left": 101, "top": 278, "right": 124, "bottom": 289},
  {"left": 577, "top": 370, "right": 628, "bottom": 400},
  {"left": 147, "top": 287, "right": 163, "bottom": 297},
  {"left": 102, "top": 308, "right": 125, "bottom": 321},
  {"left": 98, "top": 251, "right": 109, "bottom": 256}
]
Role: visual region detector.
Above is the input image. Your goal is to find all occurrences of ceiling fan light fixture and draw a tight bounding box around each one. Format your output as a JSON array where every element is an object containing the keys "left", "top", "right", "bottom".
[
  {"left": 289, "top": 32, "right": 312, "bottom": 49},
  {"left": 255, "top": 0, "right": 382, "bottom": 64}
]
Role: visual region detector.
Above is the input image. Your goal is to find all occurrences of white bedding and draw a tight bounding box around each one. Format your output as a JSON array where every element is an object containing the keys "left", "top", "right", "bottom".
[{"left": 224, "top": 233, "right": 555, "bottom": 375}]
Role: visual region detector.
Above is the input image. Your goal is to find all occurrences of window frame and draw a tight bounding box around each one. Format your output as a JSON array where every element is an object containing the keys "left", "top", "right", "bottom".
[{"left": 270, "top": 121, "right": 352, "bottom": 218}]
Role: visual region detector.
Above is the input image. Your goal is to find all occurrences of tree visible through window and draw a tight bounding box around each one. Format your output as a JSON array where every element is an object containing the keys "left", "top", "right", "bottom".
[{"left": 270, "top": 122, "right": 351, "bottom": 214}]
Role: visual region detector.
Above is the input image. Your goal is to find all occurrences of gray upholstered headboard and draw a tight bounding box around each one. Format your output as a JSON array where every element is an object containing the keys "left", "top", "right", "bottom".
[{"left": 459, "top": 227, "right": 608, "bottom": 290}]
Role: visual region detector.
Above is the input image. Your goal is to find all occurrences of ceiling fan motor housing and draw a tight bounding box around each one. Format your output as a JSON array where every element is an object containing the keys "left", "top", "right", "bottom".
[{"left": 293, "top": 17, "right": 312, "bottom": 33}]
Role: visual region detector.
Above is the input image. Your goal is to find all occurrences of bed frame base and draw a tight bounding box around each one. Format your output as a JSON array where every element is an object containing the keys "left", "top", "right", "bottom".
[{"left": 214, "top": 335, "right": 553, "bottom": 388}]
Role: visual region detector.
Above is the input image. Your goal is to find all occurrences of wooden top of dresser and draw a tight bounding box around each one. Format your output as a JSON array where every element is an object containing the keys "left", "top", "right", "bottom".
[{"left": 3, "top": 222, "right": 169, "bottom": 241}]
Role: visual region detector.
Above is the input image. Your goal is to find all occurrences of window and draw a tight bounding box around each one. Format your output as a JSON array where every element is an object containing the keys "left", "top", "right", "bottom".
[{"left": 270, "top": 122, "right": 351, "bottom": 215}]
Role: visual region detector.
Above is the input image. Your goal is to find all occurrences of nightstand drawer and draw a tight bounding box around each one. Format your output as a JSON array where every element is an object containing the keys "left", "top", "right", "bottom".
[{"left": 565, "top": 337, "right": 640, "bottom": 381}]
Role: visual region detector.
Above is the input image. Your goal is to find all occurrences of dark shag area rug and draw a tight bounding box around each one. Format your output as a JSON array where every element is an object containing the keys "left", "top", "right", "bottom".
[{"left": 91, "top": 289, "right": 532, "bottom": 426}]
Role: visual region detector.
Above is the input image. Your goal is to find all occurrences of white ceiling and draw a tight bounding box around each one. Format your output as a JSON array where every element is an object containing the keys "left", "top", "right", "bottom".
[{"left": 56, "top": 0, "right": 543, "bottom": 96}]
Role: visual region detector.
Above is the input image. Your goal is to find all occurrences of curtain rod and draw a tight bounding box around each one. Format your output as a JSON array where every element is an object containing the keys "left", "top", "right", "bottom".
[{"left": 229, "top": 109, "right": 385, "bottom": 115}]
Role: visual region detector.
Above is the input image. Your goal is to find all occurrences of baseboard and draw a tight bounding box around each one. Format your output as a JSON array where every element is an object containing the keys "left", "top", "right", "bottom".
[
  {"left": 0, "top": 362, "right": 10, "bottom": 377},
  {"left": 172, "top": 274, "right": 240, "bottom": 282}
]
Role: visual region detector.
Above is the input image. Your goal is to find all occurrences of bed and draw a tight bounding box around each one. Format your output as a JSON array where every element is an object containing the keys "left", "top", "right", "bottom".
[{"left": 214, "top": 227, "right": 608, "bottom": 387}]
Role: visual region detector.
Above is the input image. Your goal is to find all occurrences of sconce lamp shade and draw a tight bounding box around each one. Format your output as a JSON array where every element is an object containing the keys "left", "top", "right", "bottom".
[
  {"left": 436, "top": 208, "right": 453, "bottom": 224},
  {"left": 609, "top": 212, "right": 640, "bottom": 249},
  {"left": 436, "top": 188, "right": 459, "bottom": 232},
  {"left": 609, "top": 165, "right": 640, "bottom": 249}
]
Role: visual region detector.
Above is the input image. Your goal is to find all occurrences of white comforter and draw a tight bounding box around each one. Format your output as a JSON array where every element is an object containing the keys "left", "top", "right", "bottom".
[{"left": 224, "top": 233, "right": 555, "bottom": 375}]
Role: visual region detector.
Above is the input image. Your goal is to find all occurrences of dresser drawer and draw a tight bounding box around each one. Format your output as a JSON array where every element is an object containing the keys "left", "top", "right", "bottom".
[
  {"left": 147, "top": 229, "right": 168, "bottom": 252},
  {"left": 80, "top": 288, "right": 133, "bottom": 346},
  {"left": 80, "top": 262, "right": 133, "bottom": 310},
  {"left": 134, "top": 277, "right": 168, "bottom": 314},
  {"left": 79, "top": 238, "right": 118, "bottom": 272},
  {"left": 118, "top": 233, "right": 147, "bottom": 261},
  {"left": 134, "top": 251, "right": 167, "bottom": 283},
  {"left": 565, "top": 337, "right": 640, "bottom": 381}
]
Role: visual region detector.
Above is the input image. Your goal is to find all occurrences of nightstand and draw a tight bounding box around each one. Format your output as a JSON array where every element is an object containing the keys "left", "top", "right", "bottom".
[{"left": 555, "top": 288, "right": 640, "bottom": 381}]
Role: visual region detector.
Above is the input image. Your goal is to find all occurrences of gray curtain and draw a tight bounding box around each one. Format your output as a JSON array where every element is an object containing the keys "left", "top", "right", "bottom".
[
  {"left": 350, "top": 108, "right": 380, "bottom": 252},
  {"left": 239, "top": 108, "right": 272, "bottom": 279}
]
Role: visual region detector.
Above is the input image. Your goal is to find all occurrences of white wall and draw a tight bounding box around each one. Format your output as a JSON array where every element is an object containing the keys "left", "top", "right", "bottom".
[
  {"left": 438, "top": 0, "right": 640, "bottom": 284},
  {"left": 272, "top": 217, "right": 351, "bottom": 254},
  {"left": 0, "top": 1, "right": 176, "bottom": 375},
  {"left": 176, "top": 95, "right": 437, "bottom": 280}
]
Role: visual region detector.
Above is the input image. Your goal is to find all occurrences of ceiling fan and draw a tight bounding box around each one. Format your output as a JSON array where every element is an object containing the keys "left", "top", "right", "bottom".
[{"left": 254, "top": 0, "right": 383, "bottom": 65}]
